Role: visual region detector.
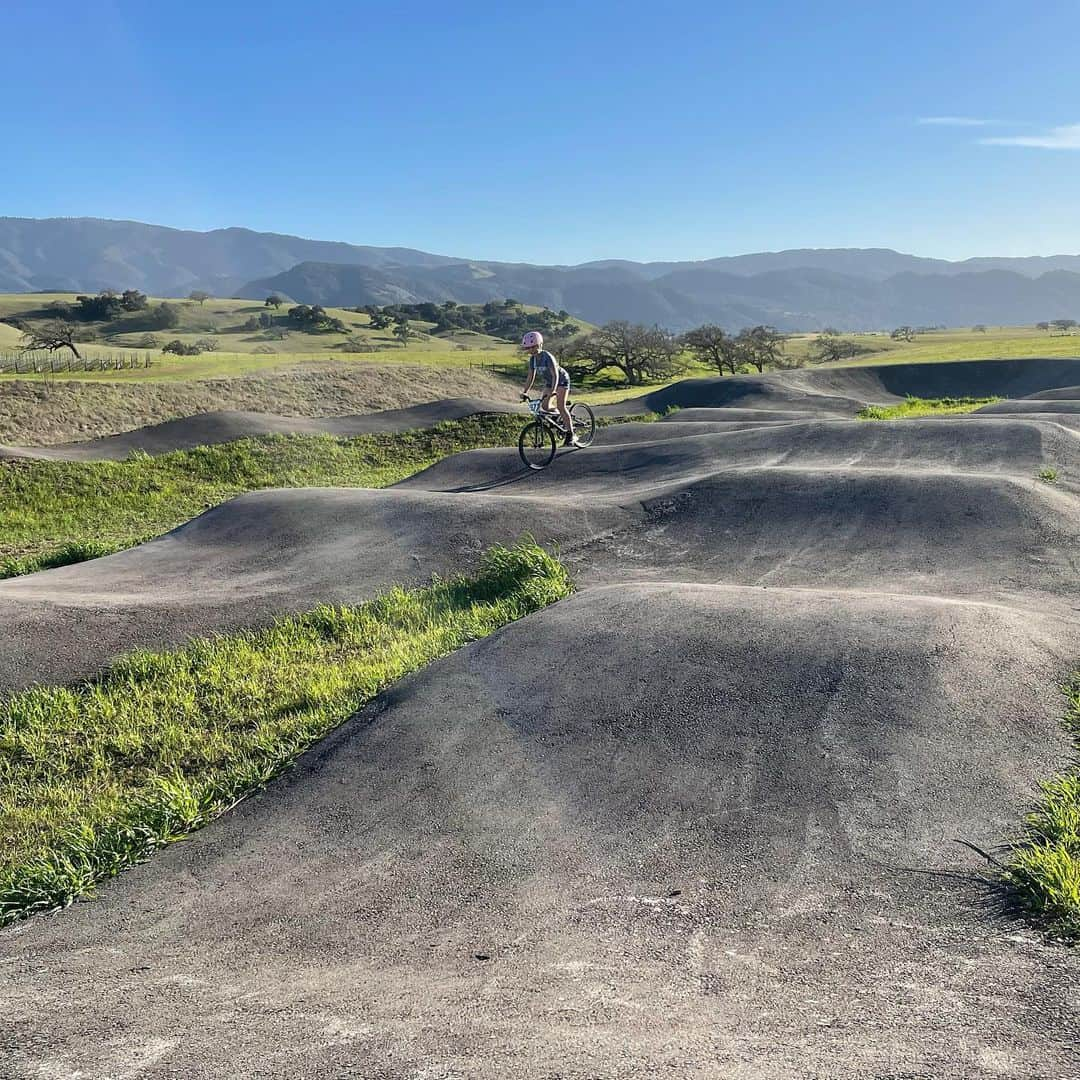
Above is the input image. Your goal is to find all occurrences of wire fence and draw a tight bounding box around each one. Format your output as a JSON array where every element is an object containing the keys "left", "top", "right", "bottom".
[
  {"left": 0, "top": 351, "right": 154, "bottom": 374},
  {"left": 467, "top": 356, "right": 518, "bottom": 377}
]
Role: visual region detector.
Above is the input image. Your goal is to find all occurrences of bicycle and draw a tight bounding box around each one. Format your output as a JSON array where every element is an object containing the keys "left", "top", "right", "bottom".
[{"left": 518, "top": 397, "right": 596, "bottom": 470}]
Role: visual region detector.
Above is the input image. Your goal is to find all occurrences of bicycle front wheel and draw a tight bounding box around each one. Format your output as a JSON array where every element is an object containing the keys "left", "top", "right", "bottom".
[
  {"left": 569, "top": 402, "right": 596, "bottom": 447},
  {"left": 519, "top": 421, "right": 557, "bottom": 470}
]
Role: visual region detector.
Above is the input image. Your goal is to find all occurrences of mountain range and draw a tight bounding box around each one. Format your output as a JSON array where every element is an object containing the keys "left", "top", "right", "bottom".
[{"left": 2, "top": 216, "right": 1079, "bottom": 331}]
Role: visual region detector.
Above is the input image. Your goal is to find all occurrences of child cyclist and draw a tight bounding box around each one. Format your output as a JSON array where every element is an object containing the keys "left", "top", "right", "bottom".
[{"left": 519, "top": 331, "right": 579, "bottom": 446}]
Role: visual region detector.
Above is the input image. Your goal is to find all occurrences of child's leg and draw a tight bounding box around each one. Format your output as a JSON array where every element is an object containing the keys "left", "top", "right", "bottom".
[{"left": 555, "top": 385, "right": 574, "bottom": 438}]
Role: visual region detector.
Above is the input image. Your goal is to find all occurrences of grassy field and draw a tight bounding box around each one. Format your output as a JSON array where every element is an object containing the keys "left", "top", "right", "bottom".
[
  {"left": 787, "top": 325, "right": 1080, "bottom": 368},
  {"left": 1006, "top": 675, "right": 1080, "bottom": 940},
  {"left": 0, "top": 293, "right": 529, "bottom": 381},
  {"left": 0, "top": 415, "right": 530, "bottom": 573},
  {"left": 0, "top": 542, "right": 572, "bottom": 925},
  {"left": 0, "top": 293, "right": 514, "bottom": 353},
  {"left": 3, "top": 292, "right": 1078, "bottom": 400}
]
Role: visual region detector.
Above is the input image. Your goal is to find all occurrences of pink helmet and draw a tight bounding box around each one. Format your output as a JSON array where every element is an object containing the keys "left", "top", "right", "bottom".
[{"left": 521, "top": 331, "right": 544, "bottom": 349}]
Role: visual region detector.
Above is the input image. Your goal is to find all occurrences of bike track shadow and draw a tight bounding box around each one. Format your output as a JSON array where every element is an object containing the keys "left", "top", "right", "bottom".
[{"left": 437, "top": 447, "right": 584, "bottom": 493}]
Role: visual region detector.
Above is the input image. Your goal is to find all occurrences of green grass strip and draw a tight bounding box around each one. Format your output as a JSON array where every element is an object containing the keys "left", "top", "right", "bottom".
[
  {"left": 1005, "top": 675, "right": 1080, "bottom": 940},
  {"left": 857, "top": 395, "right": 1000, "bottom": 420},
  {"left": 1, "top": 539, "right": 135, "bottom": 579},
  {"left": 0, "top": 541, "right": 571, "bottom": 926},
  {"left": 0, "top": 415, "right": 528, "bottom": 575}
]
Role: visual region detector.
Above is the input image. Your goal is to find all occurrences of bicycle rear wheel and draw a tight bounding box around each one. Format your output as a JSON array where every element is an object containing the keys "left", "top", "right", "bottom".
[
  {"left": 569, "top": 402, "right": 596, "bottom": 447},
  {"left": 519, "top": 421, "right": 557, "bottom": 470}
]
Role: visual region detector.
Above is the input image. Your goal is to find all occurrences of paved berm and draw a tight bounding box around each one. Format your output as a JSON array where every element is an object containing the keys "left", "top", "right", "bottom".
[{"left": 2, "top": 358, "right": 1079, "bottom": 1079}]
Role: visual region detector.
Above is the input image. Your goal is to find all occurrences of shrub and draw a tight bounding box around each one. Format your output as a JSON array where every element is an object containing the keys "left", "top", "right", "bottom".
[
  {"left": 75, "top": 292, "right": 124, "bottom": 321},
  {"left": 120, "top": 290, "right": 148, "bottom": 312},
  {"left": 338, "top": 337, "right": 376, "bottom": 353},
  {"left": 161, "top": 339, "right": 202, "bottom": 356},
  {"left": 147, "top": 303, "right": 181, "bottom": 331}
]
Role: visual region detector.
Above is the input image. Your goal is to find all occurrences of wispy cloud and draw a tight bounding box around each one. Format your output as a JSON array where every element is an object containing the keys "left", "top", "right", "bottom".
[
  {"left": 980, "top": 123, "right": 1080, "bottom": 149},
  {"left": 917, "top": 116, "right": 989, "bottom": 127}
]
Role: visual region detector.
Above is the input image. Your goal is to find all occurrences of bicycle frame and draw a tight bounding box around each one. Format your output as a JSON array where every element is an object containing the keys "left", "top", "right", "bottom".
[
  {"left": 526, "top": 398, "right": 568, "bottom": 432},
  {"left": 519, "top": 396, "right": 594, "bottom": 469}
]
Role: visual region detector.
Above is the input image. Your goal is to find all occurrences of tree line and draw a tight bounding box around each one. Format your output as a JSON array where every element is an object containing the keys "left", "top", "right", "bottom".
[
  {"left": 555, "top": 322, "right": 797, "bottom": 386},
  {"left": 0, "top": 289, "right": 186, "bottom": 358},
  {"left": 34, "top": 289, "right": 183, "bottom": 329},
  {"left": 553, "top": 321, "right": 892, "bottom": 386},
  {"left": 285, "top": 304, "right": 350, "bottom": 333},
  {"left": 350, "top": 299, "right": 578, "bottom": 342}
]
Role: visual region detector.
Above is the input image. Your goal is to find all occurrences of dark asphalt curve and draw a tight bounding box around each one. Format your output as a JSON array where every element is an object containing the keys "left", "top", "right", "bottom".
[
  {"left": 0, "top": 398, "right": 524, "bottom": 461},
  {"left": 1, "top": 359, "right": 1079, "bottom": 1078}
]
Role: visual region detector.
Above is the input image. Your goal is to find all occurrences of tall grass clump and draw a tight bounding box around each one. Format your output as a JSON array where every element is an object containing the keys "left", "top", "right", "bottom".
[
  {"left": 857, "top": 396, "right": 1000, "bottom": 420},
  {"left": 1005, "top": 675, "right": 1080, "bottom": 940},
  {"left": 0, "top": 542, "right": 571, "bottom": 926},
  {"left": 1, "top": 539, "right": 131, "bottom": 579}
]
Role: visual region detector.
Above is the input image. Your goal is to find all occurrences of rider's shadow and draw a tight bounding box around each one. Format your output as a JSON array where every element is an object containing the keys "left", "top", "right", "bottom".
[
  {"left": 442, "top": 467, "right": 540, "bottom": 493},
  {"left": 439, "top": 448, "right": 580, "bottom": 493}
]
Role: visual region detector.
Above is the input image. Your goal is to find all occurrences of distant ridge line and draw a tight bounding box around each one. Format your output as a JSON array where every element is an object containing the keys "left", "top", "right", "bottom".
[{"left": 2, "top": 216, "right": 1080, "bottom": 331}]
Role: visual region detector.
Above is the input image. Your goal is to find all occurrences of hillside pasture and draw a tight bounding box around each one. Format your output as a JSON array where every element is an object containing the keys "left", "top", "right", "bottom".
[
  {"left": 0, "top": 294, "right": 531, "bottom": 381},
  {"left": 1, "top": 293, "right": 1079, "bottom": 404},
  {"left": 786, "top": 324, "right": 1080, "bottom": 367}
]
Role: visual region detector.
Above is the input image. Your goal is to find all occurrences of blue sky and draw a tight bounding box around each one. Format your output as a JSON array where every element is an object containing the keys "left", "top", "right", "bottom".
[{"left": 3, "top": 0, "right": 1078, "bottom": 264}]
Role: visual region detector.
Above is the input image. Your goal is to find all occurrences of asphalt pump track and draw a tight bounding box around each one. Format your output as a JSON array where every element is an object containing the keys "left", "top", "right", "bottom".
[{"left": 2, "top": 359, "right": 1079, "bottom": 1078}]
